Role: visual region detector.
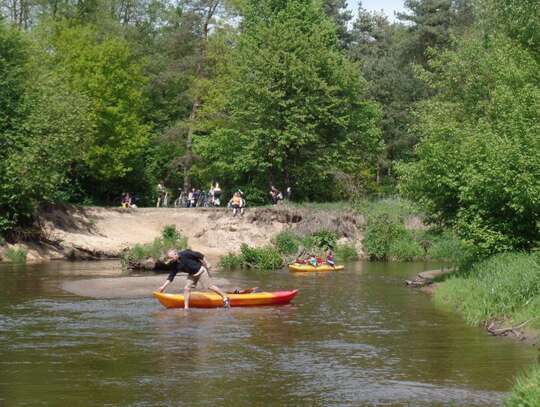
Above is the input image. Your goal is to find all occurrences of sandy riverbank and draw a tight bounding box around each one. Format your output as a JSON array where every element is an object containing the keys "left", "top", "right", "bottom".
[{"left": 0, "top": 205, "right": 365, "bottom": 265}]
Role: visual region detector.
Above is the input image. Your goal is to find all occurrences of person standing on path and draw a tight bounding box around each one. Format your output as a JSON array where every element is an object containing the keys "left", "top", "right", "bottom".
[{"left": 157, "top": 249, "right": 230, "bottom": 309}]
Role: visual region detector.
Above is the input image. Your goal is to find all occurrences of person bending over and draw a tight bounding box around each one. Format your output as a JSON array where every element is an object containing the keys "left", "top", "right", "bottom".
[{"left": 157, "top": 249, "right": 230, "bottom": 309}]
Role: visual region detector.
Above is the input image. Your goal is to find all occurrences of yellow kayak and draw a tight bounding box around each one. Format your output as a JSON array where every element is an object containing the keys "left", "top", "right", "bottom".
[{"left": 288, "top": 263, "right": 344, "bottom": 272}]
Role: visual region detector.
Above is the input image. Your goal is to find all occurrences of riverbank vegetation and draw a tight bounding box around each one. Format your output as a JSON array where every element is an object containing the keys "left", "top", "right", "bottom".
[
  {"left": 434, "top": 253, "right": 540, "bottom": 331},
  {"left": 219, "top": 229, "right": 359, "bottom": 271},
  {"left": 506, "top": 366, "right": 540, "bottom": 407},
  {"left": 121, "top": 225, "right": 188, "bottom": 270}
]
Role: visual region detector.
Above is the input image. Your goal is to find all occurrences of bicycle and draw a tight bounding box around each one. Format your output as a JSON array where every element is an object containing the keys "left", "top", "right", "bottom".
[{"left": 174, "top": 189, "right": 188, "bottom": 208}]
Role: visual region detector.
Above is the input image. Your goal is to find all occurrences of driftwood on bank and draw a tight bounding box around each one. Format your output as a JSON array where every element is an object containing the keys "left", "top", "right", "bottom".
[
  {"left": 486, "top": 318, "right": 536, "bottom": 338},
  {"left": 405, "top": 268, "right": 455, "bottom": 288}
]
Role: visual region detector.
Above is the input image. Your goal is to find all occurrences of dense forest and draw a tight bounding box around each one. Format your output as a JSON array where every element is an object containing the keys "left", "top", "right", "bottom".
[{"left": 1, "top": 0, "right": 539, "bottom": 259}]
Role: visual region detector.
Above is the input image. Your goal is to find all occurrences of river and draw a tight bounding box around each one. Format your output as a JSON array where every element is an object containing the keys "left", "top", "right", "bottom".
[{"left": 0, "top": 260, "right": 536, "bottom": 406}]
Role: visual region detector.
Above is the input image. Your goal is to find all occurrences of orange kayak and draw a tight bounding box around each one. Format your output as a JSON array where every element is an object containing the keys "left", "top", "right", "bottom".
[{"left": 154, "top": 289, "right": 299, "bottom": 309}]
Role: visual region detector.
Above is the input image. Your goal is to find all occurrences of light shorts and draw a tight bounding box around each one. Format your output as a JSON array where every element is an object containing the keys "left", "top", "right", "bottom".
[{"left": 185, "top": 266, "right": 212, "bottom": 290}]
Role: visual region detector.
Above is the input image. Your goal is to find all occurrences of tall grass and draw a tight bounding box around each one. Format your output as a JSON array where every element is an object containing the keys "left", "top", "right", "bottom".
[
  {"left": 357, "top": 197, "right": 420, "bottom": 221},
  {"left": 434, "top": 252, "right": 540, "bottom": 329},
  {"left": 505, "top": 365, "right": 540, "bottom": 407}
]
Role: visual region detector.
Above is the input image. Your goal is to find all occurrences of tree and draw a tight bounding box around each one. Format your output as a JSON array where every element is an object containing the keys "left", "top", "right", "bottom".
[
  {"left": 41, "top": 22, "right": 150, "bottom": 201},
  {"left": 0, "top": 22, "right": 94, "bottom": 234},
  {"left": 196, "top": 0, "right": 381, "bottom": 202},
  {"left": 398, "top": 33, "right": 540, "bottom": 257},
  {"left": 397, "top": 0, "right": 474, "bottom": 65}
]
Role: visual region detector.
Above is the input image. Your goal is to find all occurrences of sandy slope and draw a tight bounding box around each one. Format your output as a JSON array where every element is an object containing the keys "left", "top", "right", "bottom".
[{"left": 27, "top": 207, "right": 289, "bottom": 264}]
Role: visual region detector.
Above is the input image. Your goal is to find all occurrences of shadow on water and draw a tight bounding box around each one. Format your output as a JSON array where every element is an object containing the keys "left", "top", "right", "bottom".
[{"left": 0, "top": 260, "right": 536, "bottom": 406}]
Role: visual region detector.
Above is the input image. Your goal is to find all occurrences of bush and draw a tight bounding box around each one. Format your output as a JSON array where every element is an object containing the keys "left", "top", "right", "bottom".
[
  {"left": 162, "top": 225, "right": 183, "bottom": 242},
  {"left": 4, "top": 247, "right": 28, "bottom": 264},
  {"left": 435, "top": 252, "right": 540, "bottom": 327},
  {"left": 0, "top": 235, "right": 5, "bottom": 246},
  {"left": 505, "top": 365, "right": 540, "bottom": 407},
  {"left": 273, "top": 231, "right": 300, "bottom": 255},
  {"left": 311, "top": 230, "right": 337, "bottom": 250},
  {"left": 121, "top": 226, "right": 188, "bottom": 270},
  {"left": 388, "top": 237, "right": 423, "bottom": 261},
  {"left": 363, "top": 214, "right": 408, "bottom": 260},
  {"left": 335, "top": 244, "right": 358, "bottom": 262},
  {"left": 240, "top": 244, "right": 283, "bottom": 271},
  {"left": 219, "top": 253, "right": 244, "bottom": 271},
  {"left": 427, "top": 230, "right": 470, "bottom": 269}
]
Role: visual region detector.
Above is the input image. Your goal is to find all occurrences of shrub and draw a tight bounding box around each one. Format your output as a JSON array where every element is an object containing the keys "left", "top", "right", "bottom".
[
  {"left": 363, "top": 214, "right": 408, "bottom": 260},
  {"left": 388, "top": 237, "right": 423, "bottom": 261},
  {"left": 427, "top": 230, "right": 469, "bottom": 269},
  {"left": 505, "top": 365, "right": 540, "bottom": 407},
  {"left": 240, "top": 244, "right": 283, "bottom": 271},
  {"left": 311, "top": 230, "right": 337, "bottom": 250},
  {"left": 335, "top": 244, "right": 358, "bottom": 262},
  {"left": 122, "top": 226, "right": 188, "bottom": 270},
  {"left": 219, "top": 253, "right": 243, "bottom": 271},
  {"left": 4, "top": 247, "right": 28, "bottom": 264},
  {"left": 0, "top": 235, "right": 5, "bottom": 246},
  {"left": 273, "top": 231, "right": 300, "bottom": 255},
  {"left": 162, "top": 225, "right": 183, "bottom": 242}
]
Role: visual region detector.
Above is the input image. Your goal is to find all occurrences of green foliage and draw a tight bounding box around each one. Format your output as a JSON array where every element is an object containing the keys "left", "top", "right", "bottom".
[
  {"left": 218, "top": 252, "right": 244, "bottom": 271},
  {"left": 273, "top": 231, "right": 300, "bottom": 255},
  {"left": 311, "top": 231, "right": 338, "bottom": 250},
  {"left": 399, "top": 33, "right": 540, "bottom": 258},
  {"left": 505, "top": 365, "right": 540, "bottom": 407},
  {"left": 363, "top": 214, "right": 408, "bottom": 260},
  {"left": 239, "top": 244, "right": 284, "bottom": 271},
  {"left": 388, "top": 237, "right": 423, "bottom": 262},
  {"left": 196, "top": 0, "right": 381, "bottom": 202},
  {"left": 4, "top": 247, "right": 28, "bottom": 264},
  {"left": 121, "top": 226, "right": 188, "bottom": 268},
  {"left": 161, "top": 225, "right": 184, "bottom": 243},
  {"left": 357, "top": 197, "right": 419, "bottom": 221},
  {"left": 44, "top": 23, "right": 151, "bottom": 192},
  {"left": 427, "top": 230, "right": 470, "bottom": 268},
  {"left": 435, "top": 252, "right": 540, "bottom": 328},
  {"left": 334, "top": 244, "right": 358, "bottom": 262},
  {"left": 483, "top": 0, "right": 540, "bottom": 55}
]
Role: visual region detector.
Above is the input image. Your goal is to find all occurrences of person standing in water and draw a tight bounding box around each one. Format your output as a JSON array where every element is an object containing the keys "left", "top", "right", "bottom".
[{"left": 157, "top": 249, "right": 230, "bottom": 309}]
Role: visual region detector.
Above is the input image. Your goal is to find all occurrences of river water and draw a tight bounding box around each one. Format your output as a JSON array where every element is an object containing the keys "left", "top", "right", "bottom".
[{"left": 0, "top": 260, "right": 536, "bottom": 406}]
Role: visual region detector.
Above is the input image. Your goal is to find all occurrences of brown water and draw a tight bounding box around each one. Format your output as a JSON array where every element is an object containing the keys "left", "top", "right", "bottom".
[{"left": 0, "top": 260, "right": 536, "bottom": 406}]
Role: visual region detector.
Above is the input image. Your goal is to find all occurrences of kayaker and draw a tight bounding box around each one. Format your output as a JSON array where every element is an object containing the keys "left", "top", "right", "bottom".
[
  {"left": 157, "top": 249, "right": 230, "bottom": 309},
  {"left": 308, "top": 254, "right": 318, "bottom": 267},
  {"left": 326, "top": 248, "right": 335, "bottom": 267}
]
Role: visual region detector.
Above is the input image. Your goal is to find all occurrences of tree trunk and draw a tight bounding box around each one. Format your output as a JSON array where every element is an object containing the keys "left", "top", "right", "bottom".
[{"left": 183, "top": 0, "right": 220, "bottom": 192}]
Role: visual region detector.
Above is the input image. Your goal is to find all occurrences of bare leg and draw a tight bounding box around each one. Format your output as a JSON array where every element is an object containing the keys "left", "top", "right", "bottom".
[
  {"left": 183, "top": 286, "right": 190, "bottom": 309},
  {"left": 208, "top": 285, "right": 228, "bottom": 299}
]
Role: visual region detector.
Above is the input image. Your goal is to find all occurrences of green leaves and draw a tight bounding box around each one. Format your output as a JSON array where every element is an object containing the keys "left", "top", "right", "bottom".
[
  {"left": 399, "top": 33, "right": 540, "bottom": 257},
  {"left": 196, "top": 0, "right": 381, "bottom": 201}
]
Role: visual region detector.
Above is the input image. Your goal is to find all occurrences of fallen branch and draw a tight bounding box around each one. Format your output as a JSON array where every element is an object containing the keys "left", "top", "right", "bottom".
[{"left": 487, "top": 318, "right": 537, "bottom": 337}]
